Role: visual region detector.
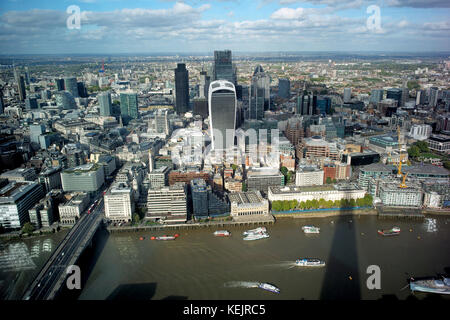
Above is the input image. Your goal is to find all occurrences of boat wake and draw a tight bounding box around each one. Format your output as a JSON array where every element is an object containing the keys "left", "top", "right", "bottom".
[
  {"left": 261, "top": 261, "right": 302, "bottom": 270},
  {"left": 223, "top": 281, "right": 260, "bottom": 289}
]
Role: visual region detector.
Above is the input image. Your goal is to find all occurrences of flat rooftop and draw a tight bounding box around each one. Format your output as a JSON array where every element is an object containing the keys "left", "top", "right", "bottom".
[{"left": 229, "top": 191, "right": 264, "bottom": 204}]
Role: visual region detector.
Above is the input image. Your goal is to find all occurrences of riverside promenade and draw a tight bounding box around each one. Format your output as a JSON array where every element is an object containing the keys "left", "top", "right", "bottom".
[{"left": 106, "top": 215, "right": 275, "bottom": 233}]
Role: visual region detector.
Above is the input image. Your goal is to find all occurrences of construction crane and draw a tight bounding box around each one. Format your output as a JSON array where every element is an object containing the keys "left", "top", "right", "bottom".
[{"left": 397, "top": 126, "right": 408, "bottom": 188}]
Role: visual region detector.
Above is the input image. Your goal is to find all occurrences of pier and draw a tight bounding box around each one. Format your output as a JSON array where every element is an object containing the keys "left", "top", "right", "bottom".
[{"left": 376, "top": 206, "right": 425, "bottom": 220}]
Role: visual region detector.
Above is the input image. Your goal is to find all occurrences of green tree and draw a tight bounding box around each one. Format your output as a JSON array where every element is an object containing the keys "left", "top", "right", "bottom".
[
  {"left": 282, "top": 201, "right": 290, "bottom": 211},
  {"left": 318, "top": 198, "right": 327, "bottom": 208},
  {"left": 289, "top": 200, "right": 297, "bottom": 210},
  {"left": 242, "top": 182, "right": 248, "bottom": 192},
  {"left": 299, "top": 201, "right": 306, "bottom": 210},
  {"left": 22, "top": 222, "right": 34, "bottom": 235},
  {"left": 133, "top": 213, "right": 140, "bottom": 224},
  {"left": 332, "top": 179, "right": 337, "bottom": 184},
  {"left": 326, "top": 177, "right": 332, "bottom": 184},
  {"left": 408, "top": 145, "right": 420, "bottom": 158},
  {"left": 444, "top": 161, "right": 450, "bottom": 170},
  {"left": 415, "top": 141, "right": 429, "bottom": 153},
  {"left": 231, "top": 164, "right": 238, "bottom": 172},
  {"left": 311, "top": 199, "right": 319, "bottom": 209}
]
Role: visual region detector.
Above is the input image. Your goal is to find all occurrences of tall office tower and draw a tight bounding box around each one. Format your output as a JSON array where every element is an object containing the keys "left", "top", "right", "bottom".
[
  {"left": 64, "top": 77, "right": 79, "bottom": 98},
  {"left": 98, "top": 91, "right": 112, "bottom": 116},
  {"left": 213, "top": 50, "right": 235, "bottom": 83},
  {"left": 386, "top": 88, "right": 402, "bottom": 107},
  {"left": 191, "top": 178, "right": 209, "bottom": 219},
  {"left": 316, "top": 96, "right": 331, "bottom": 115},
  {"left": 199, "top": 70, "right": 210, "bottom": 99},
  {"left": 416, "top": 90, "right": 426, "bottom": 105},
  {"left": 55, "top": 78, "right": 65, "bottom": 91},
  {"left": 18, "top": 75, "right": 26, "bottom": 101},
  {"left": 370, "top": 89, "right": 384, "bottom": 104},
  {"left": 55, "top": 91, "right": 77, "bottom": 109},
  {"left": 298, "top": 93, "right": 316, "bottom": 115},
  {"left": 24, "top": 67, "right": 30, "bottom": 85},
  {"left": 249, "top": 65, "right": 270, "bottom": 120},
  {"left": 193, "top": 97, "right": 209, "bottom": 118},
  {"left": 30, "top": 124, "right": 45, "bottom": 145},
  {"left": 13, "top": 68, "right": 20, "bottom": 84},
  {"left": 343, "top": 88, "right": 352, "bottom": 103},
  {"left": 174, "top": 63, "right": 189, "bottom": 114},
  {"left": 208, "top": 80, "right": 237, "bottom": 150},
  {"left": 0, "top": 86, "right": 5, "bottom": 114},
  {"left": 278, "top": 78, "right": 290, "bottom": 99},
  {"left": 25, "top": 97, "right": 38, "bottom": 110},
  {"left": 401, "top": 87, "right": 409, "bottom": 107},
  {"left": 120, "top": 92, "right": 139, "bottom": 124},
  {"left": 155, "top": 109, "right": 170, "bottom": 135},
  {"left": 429, "top": 87, "right": 439, "bottom": 107},
  {"left": 77, "top": 82, "right": 88, "bottom": 98}
]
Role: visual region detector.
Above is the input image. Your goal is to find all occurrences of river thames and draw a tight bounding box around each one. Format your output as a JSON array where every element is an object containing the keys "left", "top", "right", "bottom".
[{"left": 1, "top": 215, "right": 449, "bottom": 300}]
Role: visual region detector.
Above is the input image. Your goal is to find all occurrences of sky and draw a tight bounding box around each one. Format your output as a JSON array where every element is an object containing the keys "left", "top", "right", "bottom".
[{"left": 0, "top": 0, "right": 449, "bottom": 54}]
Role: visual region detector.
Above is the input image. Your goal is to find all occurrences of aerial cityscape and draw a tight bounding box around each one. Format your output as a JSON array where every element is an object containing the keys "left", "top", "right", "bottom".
[{"left": 0, "top": 0, "right": 449, "bottom": 308}]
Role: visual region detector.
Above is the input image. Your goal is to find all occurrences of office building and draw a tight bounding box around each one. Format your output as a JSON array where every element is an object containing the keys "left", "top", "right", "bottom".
[
  {"left": 148, "top": 166, "right": 170, "bottom": 190},
  {"left": 316, "top": 96, "right": 331, "bottom": 115},
  {"left": 18, "top": 75, "right": 26, "bottom": 101},
  {"left": 1, "top": 168, "right": 37, "bottom": 182},
  {"left": 174, "top": 63, "right": 189, "bottom": 114},
  {"left": 268, "top": 183, "right": 366, "bottom": 203},
  {"left": 154, "top": 109, "right": 170, "bottom": 135},
  {"left": 77, "top": 82, "right": 88, "bottom": 98},
  {"left": 55, "top": 78, "right": 65, "bottom": 91},
  {"left": 55, "top": 91, "right": 77, "bottom": 109},
  {"left": 212, "top": 50, "right": 235, "bottom": 83},
  {"left": 429, "top": 87, "right": 439, "bottom": 107},
  {"left": 295, "top": 167, "right": 324, "bottom": 186},
  {"left": 58, "top": 192, "right": 89, "bottom": 225},
  {"left": 120, "top": 92, "right": 139, "bottom": 124},
  {"left": 98, "top": 91, "right": 112, "bottom": 116},
  {"left": 193, "top": 97, "right": 208, "bottom": 118},
  {"left": 104, "top": 183, "right": 134, "bottom": 223},
  {"left": 408, "top": 124, "right": 432, "bottom": 141},
  {"left": 249, "top": 65, "right": 270, "bottom": 120},
  {"left": 229, "top": 191, "right": 269, "bottom": 220},
  {"left": 386, "top": 88, "right": 402, "bottom": 107},
  {"left": 199, "top": 70, "right": 210, "bottom": 99},
  {"left": 64, "top": 77, "right": 79, "bottom": 98},
  {"left": 278, "top": 78, "right": 290, "bottom": 99},
  {"left": 29, "top": 124, "right": 45, "bottom": 145},
  {"left": 0, "top": 181, "right": 44, "bottom": 229},
  {"left": 60, "top": 163, "right": 105, "bottom": 192},
  {"left": 208, "top": 80, "right": 237, "bottom": 150},
  {"left": 358, "top": 163, "right": 392, "bottom": 190},
  {"left": 370, "top": 89, "right": 384, "bottom": 104},
  {"left": 191, "top": 178, "right": 209, "bottom": 218},
  {"left": 25, "top": 97, "right": 38, "bottom": 110},
  {"left": 343, "top": 88, "right": 352, "bottom": 103},
  {"left": 247, "top": 167, "right": 285, "bottom": 193},
  {"left": 38, "top": 166, "right": 62, "bottom": 193},
  {"left": 146, "top": 183, "right": 187, "bottom": 223},
  {"left": 379, "top": 182, "right": 422, "bottom": 207}
]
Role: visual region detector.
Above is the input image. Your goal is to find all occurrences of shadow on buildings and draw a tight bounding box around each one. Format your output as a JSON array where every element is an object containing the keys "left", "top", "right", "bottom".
[
  {"left": 56, "top": 226, "right": 109, "bottom": 300},
  {"left": 319, "top": 212, "right": 361, "bottom": 300}
]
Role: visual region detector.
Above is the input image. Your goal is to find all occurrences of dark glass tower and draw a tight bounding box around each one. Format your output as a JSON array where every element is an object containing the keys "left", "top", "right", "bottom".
[
  {"left": 18, "top": 75, "right": 26, "bottom": 101},
  {"left": 208, "top": 80, "right": 237, "bottom": 150},
  {"left": 174, "top": 63, "right": 189, "bottom": 114},
  {"left": 64, "top": 77, "right": 79, "bottom": 98},
  {"left": 120, "top": 92, "right": 139, "bottom": 125},
  {"left": 213, "top": 50, "right": 235, "bottom": 84},
  {"left": 98, "top": 91, "right": 112, "bottom": 116},
  {"left": 55, "top": 78, "right": 65, "bottom": 91}
]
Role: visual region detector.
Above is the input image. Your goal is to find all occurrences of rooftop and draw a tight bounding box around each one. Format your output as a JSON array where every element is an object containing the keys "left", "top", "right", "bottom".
[{"left": 229, "top": 191, "right": 264, "bottom": 205}]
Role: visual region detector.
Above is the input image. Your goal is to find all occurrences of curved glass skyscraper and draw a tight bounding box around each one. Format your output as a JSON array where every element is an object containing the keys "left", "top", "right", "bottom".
[
  {"left": 208, "top": 80, "right": 236, "bottom": 150},
  {"left": 64, "top": 77, "right": 79, "bottom": 98}
]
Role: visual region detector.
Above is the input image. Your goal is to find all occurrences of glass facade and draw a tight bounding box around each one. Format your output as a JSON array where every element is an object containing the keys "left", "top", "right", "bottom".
[
  {"left": 209, "top": 81, "right": 236, "bottom": 150},
  {"left": 64, "top": 77, "right": 79, "bottom": 98},
  {"left": 213, "top": 50, "right": 234, "bottom": 83},
  {"left": 174, "top": 63, "right": 189, "bottom": 114}
]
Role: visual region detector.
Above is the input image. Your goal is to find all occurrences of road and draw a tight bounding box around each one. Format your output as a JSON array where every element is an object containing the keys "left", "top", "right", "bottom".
[{"left": 23, "top": 194, "right": 105, "bottom": 300}]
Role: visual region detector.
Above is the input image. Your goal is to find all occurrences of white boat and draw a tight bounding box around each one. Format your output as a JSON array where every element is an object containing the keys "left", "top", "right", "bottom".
[
  {"left": 243, "top": 227, "right": 267, "bottom": 236},
  {"left": 258, "top": 283, "right": 280, "bottom": 294},
  {"left": 302, "top": 226, "right": 320, "bottom": 234},
  {"left": 243, "top": 232, "right": 269, "bottom": 241},
  {"left": 214, "top": 230, "right": 231, "bottom": 237},
  {"left": 295, "top": 258, "right": 326, "bottom": 267},
  {"left": 410, "top": 277, "right": 450, "bottom": 295}
]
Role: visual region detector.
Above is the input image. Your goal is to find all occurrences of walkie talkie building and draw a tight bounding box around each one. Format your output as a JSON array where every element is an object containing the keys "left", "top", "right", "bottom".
[{"left": 208, "top": 80, "right": 237, "bottom": 150}]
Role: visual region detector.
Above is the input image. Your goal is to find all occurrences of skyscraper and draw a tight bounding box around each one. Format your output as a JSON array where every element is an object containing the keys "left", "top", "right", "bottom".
[
  {"left": 316, "top": 96, "right": 331, "bottom": 115},
  {"left": 386, "top": 88, "right": 402, "bottom": 107},
  {"left": 343, "top": 88, "right": 352, "bottom": 103},
  {"left": 154, "top": 109, "right": 170, "bottom": 135},
  {"left": 208, "top": 80, "right": 237, "bottom": 150},
  {"left": 120, "top": 92, "right": 139, "bottom": 124},
  {"left": 429, "top": 87, "right": 439, "bottom": 107},
  {"left": 18, "top": 75, "right": 26, "bottom": 101},
  {"left": 370, "top": 89, "right": 384, "bottom": 104},
  {"left": 55, "top": 91, "right": 77, "bottom": 109},
  {"left": 98, "top": 91, "right": 112, "bottom": 116},
  {"left": 55, "top": 78, "right": 65, "bottom": 91},
  {"left": 297, "top": 93, "right": 316, "bottom": 115},
  {"left": 213, "top": 50, "right": 235, "bottom": 84},
  {"left": 174, "top": 63, "right": 189, "bottom": 114},
  {"left": 199, "top": 70, "right": 210, "bottom": 99},
  {"left": 249, "top": 65, "right": 270, "bottom": 120},
  {"left": 64, "top": 77, "right": 79, "bottom": 98},
  {"left": 77, "top": 82, "right": 88, "bottom": 98},
  {"left": 278, "top": 78, "right": 290, "bottom": 99},
  {"left": 0, "top": 86, "right": 4, "bottom": 114}
]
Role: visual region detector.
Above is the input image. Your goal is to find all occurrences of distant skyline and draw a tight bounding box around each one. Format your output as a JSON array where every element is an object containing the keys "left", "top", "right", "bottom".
[{"left": 0, "top": 0, "right": 449, "bottom": 54}]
